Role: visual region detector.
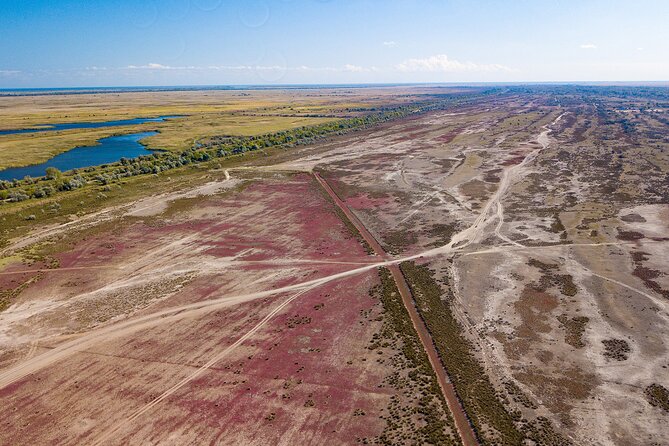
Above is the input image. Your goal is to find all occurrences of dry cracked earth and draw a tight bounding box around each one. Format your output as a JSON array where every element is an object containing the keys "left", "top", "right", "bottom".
[{"left": 1, "top": 86, "right": 668, "bottom": 445}]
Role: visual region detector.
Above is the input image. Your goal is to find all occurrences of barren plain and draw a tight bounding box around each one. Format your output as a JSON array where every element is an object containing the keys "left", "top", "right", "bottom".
[{"left": 0, "top": 85, "right": 668, "bottom": 445}]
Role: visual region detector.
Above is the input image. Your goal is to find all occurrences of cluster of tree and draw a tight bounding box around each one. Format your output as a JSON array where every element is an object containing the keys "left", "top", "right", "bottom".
[{"left": 0, "top": 167, "right": 87, "bottom": 201}]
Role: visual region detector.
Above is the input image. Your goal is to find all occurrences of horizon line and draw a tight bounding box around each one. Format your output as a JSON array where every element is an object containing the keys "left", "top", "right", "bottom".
[{"left": 2, "top": 80, "right": 669, "bottom": 92}]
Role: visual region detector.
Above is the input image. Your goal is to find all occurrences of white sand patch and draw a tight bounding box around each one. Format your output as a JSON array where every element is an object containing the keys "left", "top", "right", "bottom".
[{"left": 125, "top": 178, "right": 240, "bottom": 217}]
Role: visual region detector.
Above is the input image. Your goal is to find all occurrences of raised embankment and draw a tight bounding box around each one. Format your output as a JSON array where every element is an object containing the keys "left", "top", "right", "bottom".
[{"left": 313, "top": 171, "right": 479, "bottom": 446}]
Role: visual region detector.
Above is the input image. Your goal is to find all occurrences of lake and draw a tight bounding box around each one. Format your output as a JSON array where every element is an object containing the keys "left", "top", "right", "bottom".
[
  {"left": 0, "top": 132, "right": 158, "bottom": 181},
  {"left": 0, "top": 115, "right": 183, "bottom": 136}
]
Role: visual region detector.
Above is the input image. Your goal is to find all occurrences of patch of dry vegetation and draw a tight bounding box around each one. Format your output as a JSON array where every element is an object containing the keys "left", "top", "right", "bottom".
[
  {"left": 602, "top": 339, "right": 631, "bottom": 361},
  {"left": 425, "top": 223, "right": 459, "bottom": 247},
  {"left": 645, "top": 384, "right": 669, "bottom": 413},
  {"left": 557, "top": 315, "right": 589, "bottom": 348},
  {"left": 526, "top": 259, "right": 579, "bottom": 297},
  {"left": 382, "top": 229, "right": 417, "bottom": 255},
  {"left": 631, "top": 251, "right": 669, "bottom": 299}
]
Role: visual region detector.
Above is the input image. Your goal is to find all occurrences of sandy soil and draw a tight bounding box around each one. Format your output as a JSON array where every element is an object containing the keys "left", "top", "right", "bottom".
[
  {"left": 1, "top": 88, "right": 669, "bottom": 445},
  {"left": 0, "top": 174, "right": 408, "bottom": 444}
]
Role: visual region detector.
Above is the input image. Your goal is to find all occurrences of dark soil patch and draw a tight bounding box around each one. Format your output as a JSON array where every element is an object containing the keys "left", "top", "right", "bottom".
[
  {"left": 527, "top": 259, "right": 579, "bottom": 297},
  {"left": 432, "top": 158, "right": 456, "bottom": 171},
  {"left": 436, "top": 127, "right": 463, "bottom": 143},
  {"left": 501, "top": 154, "right": 526, "bottom": 166},
  {"left": 483, "top": 169, "right": 501, "bottom": 183},
  {"left": 460, "top": 179, "right": 493, "bottom": 202},
  {"left": 516, "top": 286, "right": 559, "bottom": 337},
  {"left": 549, "top": 213, "right": 566, "bottom": 233},
  {"left": 630, "top": 251, "right": 669, "bottom": 299}
]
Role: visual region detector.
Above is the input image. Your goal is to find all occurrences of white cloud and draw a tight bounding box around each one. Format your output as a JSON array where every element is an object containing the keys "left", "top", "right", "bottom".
[
  {"left": 580, "top": 43, "right": 597, "bottom": 49},
  {"left": 126, "top": 63, "right": 196, "bottom": 70},
  {"left": 147, "top": 63, "right": 170, "bottom": 69},
  {"left": 396, "top": 54, "right": 512, "bottom": 73},
  {"left": 0, "top": 70, "right": 20, "bottom": 76},
  {"left": 343, "top": 64, "right": 367, "bottom": 72},
  {"left": 383, "top": 41, "right": 397, "bottom": 48},
  {"left": 637, "top": 47, "right": 644, "bottom": 51},
  {"left": 209, "top": 64, "right": 372, "bottom": 73}
]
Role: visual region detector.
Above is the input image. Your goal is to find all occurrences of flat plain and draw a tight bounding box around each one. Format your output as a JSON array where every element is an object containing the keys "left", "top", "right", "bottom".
[
  {"left": 0, "top": 85, "right": 668, "bottom": 445},
  {"left": 0, "top": 87, "right": 421, "bottom": 169}
]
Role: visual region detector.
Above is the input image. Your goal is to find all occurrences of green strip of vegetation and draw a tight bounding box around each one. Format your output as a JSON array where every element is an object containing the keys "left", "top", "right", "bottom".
[
  {"left": 399, "top": 260, "right": 522, "bottom": 445},
  {"left": 367, "top": 267, "right": 458, "bottom": 446},
  {"left": 399, "top": 261, "right": 572, "bottom": 446}
]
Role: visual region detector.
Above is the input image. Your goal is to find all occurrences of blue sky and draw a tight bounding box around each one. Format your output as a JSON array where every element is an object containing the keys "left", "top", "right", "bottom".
[{"left": 1, "top": 0, "right": 668, "bottom": 87}]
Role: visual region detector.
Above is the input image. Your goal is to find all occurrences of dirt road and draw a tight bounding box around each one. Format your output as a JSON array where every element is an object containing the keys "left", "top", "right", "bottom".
[
  {"left": 314, "top": 172, "right": 480, "bottom": 446},
  {"left": 0, "top": 113, "right": 568, "bottom": 444}
]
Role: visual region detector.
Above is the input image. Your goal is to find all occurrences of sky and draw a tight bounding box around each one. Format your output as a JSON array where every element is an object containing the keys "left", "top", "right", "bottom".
[{"left": 1, "top": 0, "right": 668, "bottom": 88}]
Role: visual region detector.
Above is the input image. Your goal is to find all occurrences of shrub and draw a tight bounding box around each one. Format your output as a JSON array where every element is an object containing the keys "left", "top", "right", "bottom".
[
  {"left": 8, "top": 190, "right": 29, "bottom": 202},
  {"left": 645, "top": 384, "right": 669, "bottom": 412},
  {"left": 45, "top": 166, "right": 62, "bottom": 180}
]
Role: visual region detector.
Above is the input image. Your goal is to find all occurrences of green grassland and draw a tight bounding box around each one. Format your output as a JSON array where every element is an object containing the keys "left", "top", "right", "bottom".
[{"left": 0, "top": 89, "right": 415, "bottom": 169}]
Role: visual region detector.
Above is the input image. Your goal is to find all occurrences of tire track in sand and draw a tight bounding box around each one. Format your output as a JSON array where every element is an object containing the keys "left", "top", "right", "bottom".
[
  {"left": 0, "top": 114, "right": 567, "bottom": 445},
  {"left": 0, "top": 116, "right": 565, "bottom": 393},
  {"left": 89, "top": 287, "right": 313, "bottom": 446}
]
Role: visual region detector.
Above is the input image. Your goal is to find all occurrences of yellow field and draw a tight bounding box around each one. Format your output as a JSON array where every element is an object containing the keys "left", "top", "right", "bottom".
[{"left": 0, "top": 88, "right": 419, "bottom": 169}]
